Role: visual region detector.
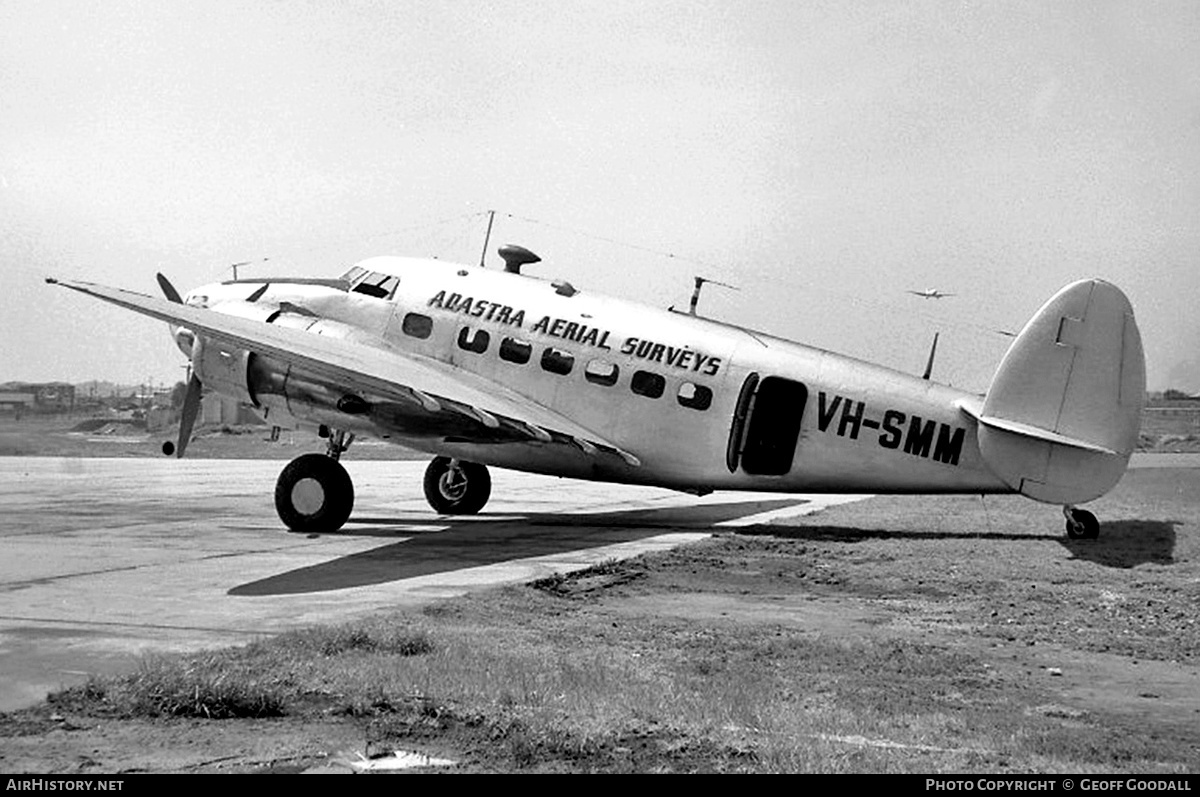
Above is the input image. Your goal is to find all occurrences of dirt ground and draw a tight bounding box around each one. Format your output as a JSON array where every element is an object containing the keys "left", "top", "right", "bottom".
[{"left": 1, "top": 466, "right": 1197, "bottom": 773}]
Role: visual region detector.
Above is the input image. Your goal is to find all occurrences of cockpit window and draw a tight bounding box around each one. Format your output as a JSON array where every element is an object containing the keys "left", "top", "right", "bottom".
[
  {"left": 340, "top": 266, "right": 367, "bottom": 283},
  {"left": 350, "top": 271, "right": 400, "bottom": 299}
]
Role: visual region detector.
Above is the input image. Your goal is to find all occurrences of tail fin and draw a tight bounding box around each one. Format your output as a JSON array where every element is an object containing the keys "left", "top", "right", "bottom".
[{"left": 970, "top": 279, "right": 1144, "bottom": 504}]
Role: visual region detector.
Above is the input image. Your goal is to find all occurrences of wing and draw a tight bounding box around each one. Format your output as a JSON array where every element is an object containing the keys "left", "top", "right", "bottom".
[{"left": 48, "top": 278, "right": 640, "bottom": 466}]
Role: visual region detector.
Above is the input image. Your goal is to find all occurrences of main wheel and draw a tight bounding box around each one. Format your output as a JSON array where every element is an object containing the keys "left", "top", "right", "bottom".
[
  {"left": 1065, "top": 508, "right": 1099, "bottom": 540},
  {"left": 423, "top": 457, "right": 491, "bottom": 515},
  {"left": 275, "top": 453, "right": 354, "bottom": 533}
]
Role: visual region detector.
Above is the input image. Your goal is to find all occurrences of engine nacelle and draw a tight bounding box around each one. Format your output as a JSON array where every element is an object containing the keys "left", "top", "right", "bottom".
[
  {"left": 192, "top": 337, "right": 257, "bottom": 407},
  {"left": 186, "top": 302, "right": 331, "bottom": 407},
  {"left": 189, "top": 303, "right": 389, "bottom": 432}
]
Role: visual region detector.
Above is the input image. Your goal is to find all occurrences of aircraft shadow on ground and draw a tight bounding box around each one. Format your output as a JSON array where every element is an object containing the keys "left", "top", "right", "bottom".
[
  {"left": 228, "top": 498, "right": 805, "bottom": 596},
  {"left": 1058, "top": 519, "right": 1180, "bottom": 568},
  {"left": 735, "top": 518, "right": 1179, "bottom": 569}
]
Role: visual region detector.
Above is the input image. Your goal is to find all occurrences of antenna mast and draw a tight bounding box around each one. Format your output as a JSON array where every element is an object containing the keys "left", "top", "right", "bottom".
[
  {"left": 922, "top": 332, "right": 939, "bottom": 380},
  {"left": 478, "top": 210, "right": 496, "bottom": 267},
  {"left": 228, "top": 258, "right": 267, "bottom": 281},
  {"left": 689, "top": 276, "right": 738, "bottom": 315}
]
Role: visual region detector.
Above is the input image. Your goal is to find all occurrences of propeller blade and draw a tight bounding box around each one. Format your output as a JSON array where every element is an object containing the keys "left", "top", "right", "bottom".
[
  {"left": 156, "top": 273, "right": 183, "bottom": 304},
  {"left": 175, "top": 373, "right": 203, "bottom": 458}
]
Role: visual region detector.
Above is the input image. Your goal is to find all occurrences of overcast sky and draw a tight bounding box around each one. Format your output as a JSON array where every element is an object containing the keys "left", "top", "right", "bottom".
[{"left": 3, "top": 0, "right": 1198, "bottom": 393}]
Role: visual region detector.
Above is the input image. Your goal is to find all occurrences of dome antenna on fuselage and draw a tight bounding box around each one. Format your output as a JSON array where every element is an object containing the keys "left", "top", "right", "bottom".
[
  {"left": 498, "top": 244, "right": 542, "bottom": 274},
  {"left": 476, "top": 209, "right": 541, "bottom": 274}
]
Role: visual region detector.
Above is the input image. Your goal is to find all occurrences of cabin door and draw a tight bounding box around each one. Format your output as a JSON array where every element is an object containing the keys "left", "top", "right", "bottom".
[{"left": 726, "top": 374, "right": 808, "bottom": 476}]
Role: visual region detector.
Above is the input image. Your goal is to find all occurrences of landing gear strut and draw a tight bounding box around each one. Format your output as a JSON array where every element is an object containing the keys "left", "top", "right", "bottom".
[
  {"left": 423, "top": 456, "right": 491, "bottom": 515},
  {"left": 1063, "top": 505, "right": 1099, "bottom": 540},
  {"left": 274, "top": 428, "right": 355, "bottom": 533}
]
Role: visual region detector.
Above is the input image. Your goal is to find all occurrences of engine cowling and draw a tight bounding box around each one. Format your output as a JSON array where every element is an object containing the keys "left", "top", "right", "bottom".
[
  {"left": 188, "top": 302, "right": 387, "bottom": 430},
  {"left": 191, "top": 337, "right": 257, "bottom": 407},
  {"left": 185, "top": 302, "right": 316, "bottom": 405}
]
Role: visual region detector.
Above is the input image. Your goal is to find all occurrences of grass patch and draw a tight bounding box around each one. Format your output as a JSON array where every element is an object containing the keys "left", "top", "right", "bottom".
[
  {"left": 51, "top": 655, "right": 286, "bottom": 719},
  {"left": 274, "top": 619, "right": 434, "bottom": 657},
  {"left": 530, "top": 558, "right": 643, "bottom": 598},
  {"left": 47, "top": 619, "right": 434, "bottom": 720}
]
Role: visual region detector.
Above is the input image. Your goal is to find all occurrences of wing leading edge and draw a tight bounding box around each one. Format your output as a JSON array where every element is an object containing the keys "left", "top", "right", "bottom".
[{"left": 48, "top": 278, "right": 640, "bottom": 466}]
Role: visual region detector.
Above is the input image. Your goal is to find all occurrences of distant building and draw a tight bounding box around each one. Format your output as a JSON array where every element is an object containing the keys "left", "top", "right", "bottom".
[
  {"left": 0, "top": 382, "right": 75, "bottom": 412},
  {"left": 33, "top": 383, "right": 75, "bottom": 410},
  {"left": 0, "top": 392, "right": 36, "bottom": 413}
]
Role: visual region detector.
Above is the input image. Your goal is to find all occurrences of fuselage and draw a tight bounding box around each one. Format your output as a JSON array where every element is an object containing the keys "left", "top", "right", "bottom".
[{"left": 185, "top": 256, "right": 1011, "bottom": 496}]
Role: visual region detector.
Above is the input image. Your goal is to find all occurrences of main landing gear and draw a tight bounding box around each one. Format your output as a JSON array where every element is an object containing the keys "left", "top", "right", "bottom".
[
  {"left": 1063, "top": 505, "right": 1100, "bottom": 540},
  {"left": 423, "top": 456, "right": 491, "bottom": 515},
  {"left": 273, "top": 431, "right": 493, "bottom": 532},
  {"left": 274, "top": 429, "right": 354, "bottom": 534}
]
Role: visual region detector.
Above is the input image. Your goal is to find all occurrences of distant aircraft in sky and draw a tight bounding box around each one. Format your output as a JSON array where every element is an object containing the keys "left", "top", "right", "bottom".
[
  {"left": 908, "top": 289, "right": 956, "bottom": 299},
  {"left": 48, "top": 244, "right": 1144, "bottom": 542}
]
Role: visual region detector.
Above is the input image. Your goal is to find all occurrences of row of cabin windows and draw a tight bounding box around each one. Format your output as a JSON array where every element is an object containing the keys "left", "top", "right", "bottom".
[{"left": 401, "top": 312, "right": 712, "bottom": 411}]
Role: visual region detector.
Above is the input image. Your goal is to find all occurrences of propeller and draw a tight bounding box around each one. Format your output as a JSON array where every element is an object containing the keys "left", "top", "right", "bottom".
[
  {"left": 156, "top": 273, "right": 202, "bottom": 458},
  {"left": 169, "top": 373, "right": 203, "bottom": 458},
  {"left": 156, "top": 272, "right": 183, "bottom": 304}
]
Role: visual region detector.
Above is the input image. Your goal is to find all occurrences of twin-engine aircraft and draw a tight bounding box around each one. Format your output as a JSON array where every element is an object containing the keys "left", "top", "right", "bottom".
[
  {"left": 49, "top": 244, "right": 1145, "bottom": 540},
  {"left": 907, "top": 288, "right": 956, "bottom": 299}
]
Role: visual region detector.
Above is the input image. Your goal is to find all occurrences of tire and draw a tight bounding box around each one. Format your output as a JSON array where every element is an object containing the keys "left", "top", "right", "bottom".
[
  {"left": 423, "top": 456, "right": 491, "bottom": 515},
  {"left": 1076, "top": 509, "right": 1099, "bottom": 540},
  {"left": 1065, "top": 508, "right": 1099, "bottom": 540},
  {"left": 274, "top": 453, "right": 354, "bottom": 533}
]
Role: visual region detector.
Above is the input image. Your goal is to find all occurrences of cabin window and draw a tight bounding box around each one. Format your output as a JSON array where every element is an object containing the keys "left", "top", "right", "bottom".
[
  {"left": 401, "top": 312, "right": 433, "bottom": 339},
  {"left": 499, "top": 337, "right": 532, "bottom": 364},
  {"left": 457, "top": 327, "right": 490, "bottom": 354},
  {"left": 352, "top": 272, "right": 399, "bottom": 299},
  {"left": 584, "top": 359, "right": 619, "bottom": 387},
  {"left": 631, "top": 370, "right": 665, "bottom": 399},
  {"left": 541, "top": 347, "right": 575, "bottom": 376},
  {"left": 677, "top": 381, "right": 712, "bottom": 411}
]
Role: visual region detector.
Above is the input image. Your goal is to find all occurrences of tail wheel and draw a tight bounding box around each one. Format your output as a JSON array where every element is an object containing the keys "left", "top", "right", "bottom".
[
  {"left": 423, "top": 457, "right": 491, "bottom": 515},
  {"left": 275, "top": 453, "right": 354, "bottom": 533},
  {"left": 1064, "top": 507, "right": 1100, "bottom": 540}
]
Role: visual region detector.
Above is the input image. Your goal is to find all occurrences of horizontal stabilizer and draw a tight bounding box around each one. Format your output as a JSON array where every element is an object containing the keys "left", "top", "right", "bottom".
[
  {"left": 956, "top": 401, "right": 1117, "bottom": 455},
  {"left": 974, "top": 279, "right": 1144, "bottom": 504}
]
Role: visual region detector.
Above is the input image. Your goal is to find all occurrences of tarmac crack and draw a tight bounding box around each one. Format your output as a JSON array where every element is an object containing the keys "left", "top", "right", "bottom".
[
  {"left": 0, "top": 614, "right": 284, "bottom": 636},
  {"left": 0, "top": 539, "right": 370, "bottom": 592}
]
